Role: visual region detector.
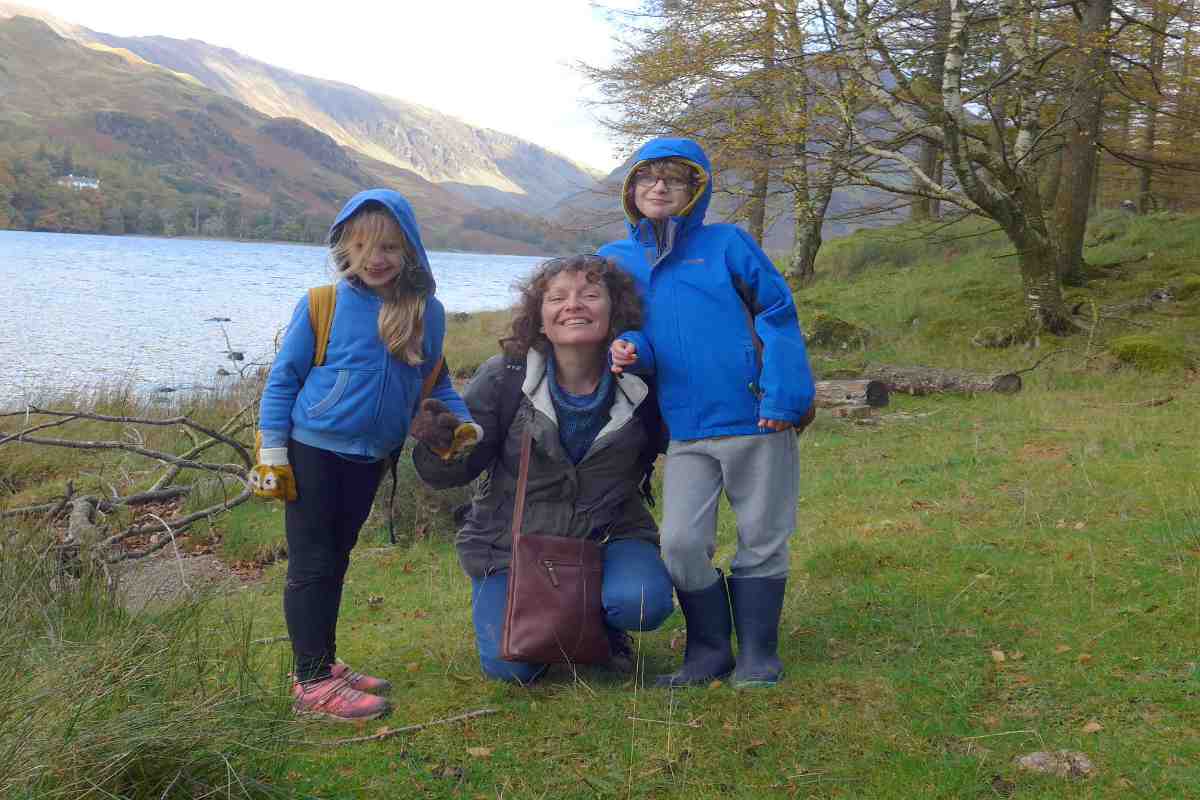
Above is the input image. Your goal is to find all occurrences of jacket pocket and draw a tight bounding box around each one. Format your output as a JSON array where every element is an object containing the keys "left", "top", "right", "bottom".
[{"left": 306, "top": 368, "right": 350, "bottom": 417}]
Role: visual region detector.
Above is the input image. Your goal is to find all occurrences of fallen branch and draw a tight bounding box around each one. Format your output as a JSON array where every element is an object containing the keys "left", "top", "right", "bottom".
[
  {"left": 863, "top": 365, "right": 1022, "bottom": 396},
  {"left": 1011, "top": 348, "right": 1070, "bottom": 376},
  {"left": 316, "top": 708, "right": 499, "bottom": 747},
  {"left": 21, "top": 406, "right": 253, "bottom": 469},
  {"left": 1121, "top": 395, "right": 1174, "bottom": 408},
  {"left": 2, "top": 487, "right": 191, "bottom": 520},
  {"left": 103, "top": 484, "right": 252, "bottom": 561},
  {"left": 3, "top": 434, "right": 246, "bottom": 478},
  {"left": 151, "top": 398, "right": 257, "bottom": 491}
]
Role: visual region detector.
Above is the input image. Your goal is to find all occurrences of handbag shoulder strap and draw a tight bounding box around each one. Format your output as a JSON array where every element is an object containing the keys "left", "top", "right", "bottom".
[
  {"left": 509, "top": 426, "right": 533, "bottom": 538},
  {"left": 418, "top": 355, "right": 446, "bottom": 404}
]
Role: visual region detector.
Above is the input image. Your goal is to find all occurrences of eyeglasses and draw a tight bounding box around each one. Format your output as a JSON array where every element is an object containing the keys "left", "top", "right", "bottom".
[{"left": 632, "top": 173, "right": 693, "bottom": 191}]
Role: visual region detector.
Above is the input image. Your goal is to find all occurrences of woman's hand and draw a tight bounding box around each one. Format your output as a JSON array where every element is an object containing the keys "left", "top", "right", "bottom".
[
  {"left": 412, "top": 399, "right": 482, "bottom": 461},
  {"left": 756, "top": 418, "right": 793, "bottom": 432},
  {"left": 610, "top": 339, "right": 638, "bottom": 374}
]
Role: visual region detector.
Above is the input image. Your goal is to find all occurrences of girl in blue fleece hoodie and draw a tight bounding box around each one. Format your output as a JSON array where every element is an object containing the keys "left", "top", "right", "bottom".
[
  {"left": 602, "top": 139, "right": 816, "bottom": 690},
  {"left": 256, "top": 189, "right": 479, "bottom": 722}
]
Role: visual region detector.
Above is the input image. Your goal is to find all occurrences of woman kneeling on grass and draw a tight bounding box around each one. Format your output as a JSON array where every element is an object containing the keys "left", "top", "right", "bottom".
[{"left": 412, "top": 255, "right": 674, "bottom": 683}]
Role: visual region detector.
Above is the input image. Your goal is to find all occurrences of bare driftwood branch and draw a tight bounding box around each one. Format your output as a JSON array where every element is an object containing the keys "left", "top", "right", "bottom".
[
  {"left": 3, "top": 434, "right": 246, "bottom": 478},
  {"left": 151, "top": 398, "right": 257, "bottom": 491},
  {"left": 103, "top": 484, "right": 252, "bottom": 561},
  {"left": 22, "top": 406, "right": 253, "bottom": 469},
  {"left": 315, "top": 708, "right": 499, "bottom": 747},
  {"left": 0, "top": 414, "right": 81, "bottom": 446}
]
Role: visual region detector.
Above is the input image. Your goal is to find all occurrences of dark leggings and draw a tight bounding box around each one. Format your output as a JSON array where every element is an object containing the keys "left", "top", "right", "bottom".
[{"left": 284, "top": 440, "right": 385, "bottom": 683}]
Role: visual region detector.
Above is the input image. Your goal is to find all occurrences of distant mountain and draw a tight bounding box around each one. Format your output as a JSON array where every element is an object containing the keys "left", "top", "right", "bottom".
[
  {"left": 0, "top": 14, "right": 607, "bottom": 254},
  {"left": 0, "top": 2, "right": 603, "bottom": 217}
]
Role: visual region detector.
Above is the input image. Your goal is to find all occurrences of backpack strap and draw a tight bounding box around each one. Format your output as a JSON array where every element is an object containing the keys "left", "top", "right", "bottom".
[
  {"left": 496, "top": 353, "right": 528, "bottom": 437},
  {"left": 307, "top": 285, "right": 337, "bottom": 367}
]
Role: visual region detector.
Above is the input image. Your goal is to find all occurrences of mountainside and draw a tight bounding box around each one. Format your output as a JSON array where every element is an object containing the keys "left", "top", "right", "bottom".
[
  {"left": 0, "top": 2, "right": 603, "bottom": 217},
  {"left": 0, "top": 15, "right": 606, "bottom": 254}
]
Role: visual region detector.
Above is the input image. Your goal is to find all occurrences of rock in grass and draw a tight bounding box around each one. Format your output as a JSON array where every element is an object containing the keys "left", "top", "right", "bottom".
[
  {"left": 1107, "top": 335, "right": 1194, "bottom": 372},
  {"left": 1014, "top": 750, "right": 1095, "bottom": 779},
  {"left": 805, "top": 313, "right": 869, "bottom": 349}
]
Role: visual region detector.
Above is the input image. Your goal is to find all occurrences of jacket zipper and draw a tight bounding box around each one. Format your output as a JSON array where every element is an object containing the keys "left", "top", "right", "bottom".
[{"left": 543, "top": 560, "right": 559, "bottom": 587}]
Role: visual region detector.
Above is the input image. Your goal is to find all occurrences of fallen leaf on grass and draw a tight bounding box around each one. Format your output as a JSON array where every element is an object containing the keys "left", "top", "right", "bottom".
[
  {"left": 406, "top": 662, "right": 420, "bottom": 673},
  {"left": 991, "top": 649, "right": 1006, "bottom": 663},
  {"left": 466, "top": 747, "right": 493, "bottom": 758},
  {"left": 1077, "top": 653, "right": 1093, "bottom": 665},
  {"left": 1055, "top": 644, "right": 1072, "bottom": 654},
  {"left": 1081, "top": 720, "right": 1103, "bottom": 734}
]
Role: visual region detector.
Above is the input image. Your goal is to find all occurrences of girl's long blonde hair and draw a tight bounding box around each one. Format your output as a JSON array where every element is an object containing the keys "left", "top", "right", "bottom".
[{"left": 331, "top": 208, "right": 428, "bottom": 365}]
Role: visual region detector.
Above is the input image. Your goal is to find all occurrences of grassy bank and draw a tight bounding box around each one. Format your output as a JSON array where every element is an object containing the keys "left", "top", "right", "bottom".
[{"left": 2, "top": 211, "right": 1198, "bottom": 798}]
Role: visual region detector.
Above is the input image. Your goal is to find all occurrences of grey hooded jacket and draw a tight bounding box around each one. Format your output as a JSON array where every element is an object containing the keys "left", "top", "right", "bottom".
[{"left": 413, "top": 348, "right": 659, "bottom": 579}]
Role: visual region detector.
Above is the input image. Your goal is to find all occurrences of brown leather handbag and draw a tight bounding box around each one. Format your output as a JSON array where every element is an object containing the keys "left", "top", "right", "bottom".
[{"left": 500, "top": 427, "right": 611, "bottom": 665}]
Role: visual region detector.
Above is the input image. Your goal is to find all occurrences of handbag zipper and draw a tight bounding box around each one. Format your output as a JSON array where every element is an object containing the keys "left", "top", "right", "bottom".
[{"left": 543, "top": 560, "right": 559, "bottom": 587}]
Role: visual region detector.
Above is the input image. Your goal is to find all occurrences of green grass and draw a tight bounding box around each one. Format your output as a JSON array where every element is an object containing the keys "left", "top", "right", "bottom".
[{"left": 4, "top": 212, "right": 1200, "bottom": 797}]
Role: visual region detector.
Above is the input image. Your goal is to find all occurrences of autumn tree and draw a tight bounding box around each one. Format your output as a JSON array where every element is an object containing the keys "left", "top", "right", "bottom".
[{"left": 584, "top": 0, "right": 856, "bottom": 280}]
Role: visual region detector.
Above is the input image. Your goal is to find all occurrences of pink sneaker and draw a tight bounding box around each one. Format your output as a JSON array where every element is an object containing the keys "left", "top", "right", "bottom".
[
  {"left": 292, "top": 676, "right": 390, "bottom": 721},
  {"left": 331, "top": 660, "right": 393, "bottom": 695}
]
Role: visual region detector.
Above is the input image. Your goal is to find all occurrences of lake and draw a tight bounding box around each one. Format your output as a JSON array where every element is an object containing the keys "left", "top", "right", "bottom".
[{"left": 0, "top": 230, "right": 548, "bottom": 409}]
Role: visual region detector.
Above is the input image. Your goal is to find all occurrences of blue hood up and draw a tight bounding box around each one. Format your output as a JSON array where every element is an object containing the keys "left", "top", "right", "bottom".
[
  {"left": 329, "top": 188, "right": 435, "bottom": 293},
  {"left": 621, "top": 137, "right": 713, "bottom": 234}
]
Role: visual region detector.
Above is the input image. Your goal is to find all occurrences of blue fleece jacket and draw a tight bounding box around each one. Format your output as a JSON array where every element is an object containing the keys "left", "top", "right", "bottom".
[
  {"left": 259, "top": 189, "right": 470, "bottom": 460},
  {"left": 597, "top": 138, "right": 815, "bottom": 442}
]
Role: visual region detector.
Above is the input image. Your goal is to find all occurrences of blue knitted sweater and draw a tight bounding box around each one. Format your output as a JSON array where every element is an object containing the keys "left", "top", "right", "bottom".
[{"left": 546, "top": 358, "right": 614, "bottom": 465}]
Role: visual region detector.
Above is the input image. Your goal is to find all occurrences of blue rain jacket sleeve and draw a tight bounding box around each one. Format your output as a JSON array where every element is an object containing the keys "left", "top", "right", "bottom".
[
  {"left": 726, "top": 228, "right": 815, "bottom": 422},
  {"left": 259, "top": 296, "right": 315, "bottom": 449},
  {"left": 420, "top": 298, "right": 472, "bottom": 421},
  {"left": 612, "top": 329, "right": 657, "bottom": 376}
]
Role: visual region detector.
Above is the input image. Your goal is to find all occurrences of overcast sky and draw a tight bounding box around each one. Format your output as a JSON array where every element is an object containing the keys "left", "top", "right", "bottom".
[{"left": 19, "top": 0, "right": 642, "bottom": 172}]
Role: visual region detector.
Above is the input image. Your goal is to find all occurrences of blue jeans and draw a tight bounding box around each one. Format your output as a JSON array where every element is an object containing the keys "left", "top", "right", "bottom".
[{"left": 470, "top": 538, "right": 674, "bottom": 683}]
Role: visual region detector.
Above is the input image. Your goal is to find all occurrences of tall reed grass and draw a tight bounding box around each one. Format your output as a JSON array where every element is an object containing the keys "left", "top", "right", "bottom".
[{"left": 0, "top": 521, "right": 298, "bottom": 799}]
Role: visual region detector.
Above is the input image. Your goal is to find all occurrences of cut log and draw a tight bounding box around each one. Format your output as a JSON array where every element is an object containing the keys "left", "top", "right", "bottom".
[
  {"left": 815, "top": 379, "right": 889, "bottom": 408},
  {"left": 863, "top": 365, "right": 1022, "bottom": 396}
]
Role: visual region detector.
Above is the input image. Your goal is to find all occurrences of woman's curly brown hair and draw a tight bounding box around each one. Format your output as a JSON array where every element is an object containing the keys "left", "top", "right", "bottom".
[{"left": 505, "top": 255, "right": 643, "bottom": 357}]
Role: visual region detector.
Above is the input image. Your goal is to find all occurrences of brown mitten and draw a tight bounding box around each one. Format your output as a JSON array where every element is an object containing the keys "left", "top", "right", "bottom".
[
  {"left": 250, "top": 432, "right": 298, "bottom": 501},
  {"left": 411, "top": 399, "right": 482, "bottom": 461}
]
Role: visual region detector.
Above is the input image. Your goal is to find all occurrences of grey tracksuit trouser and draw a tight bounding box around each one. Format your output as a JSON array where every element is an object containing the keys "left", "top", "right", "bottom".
[{"left": 659, "top": 429, "right": 800, "bottom": 592}]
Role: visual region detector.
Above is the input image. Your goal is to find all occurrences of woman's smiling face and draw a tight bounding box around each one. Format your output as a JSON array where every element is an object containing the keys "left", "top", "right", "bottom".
[{"left": 540, "top": 270, "right": 613, "bottom": 351}]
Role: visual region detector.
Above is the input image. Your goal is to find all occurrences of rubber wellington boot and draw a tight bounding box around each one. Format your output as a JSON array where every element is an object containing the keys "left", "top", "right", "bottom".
[
  {"left": 655, "top": 573, "right": 736, "bottom": 688},
  {"left": 728, "top": 576, "right": 787, "bottom": 688}
]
